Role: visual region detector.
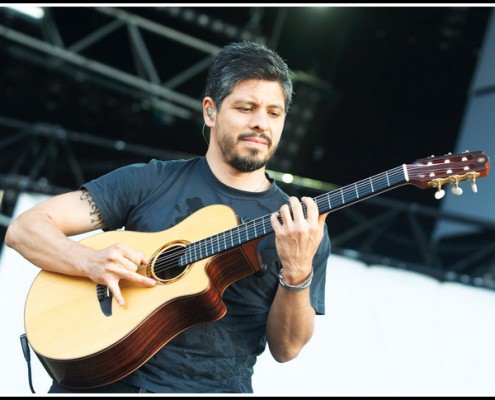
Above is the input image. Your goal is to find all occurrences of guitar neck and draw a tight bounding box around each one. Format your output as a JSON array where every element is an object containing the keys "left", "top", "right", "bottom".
[
  {"left": 314, "top": 164, "right": 408, "bottom": 215},
  {"left": 181, "top": 164, "right": 408, "bottom": 265}
]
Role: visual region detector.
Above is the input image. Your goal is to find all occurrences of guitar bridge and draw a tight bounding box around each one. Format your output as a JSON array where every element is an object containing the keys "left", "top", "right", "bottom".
[{"left": 96, "top": 284, "right": 112, "bottom": 317}]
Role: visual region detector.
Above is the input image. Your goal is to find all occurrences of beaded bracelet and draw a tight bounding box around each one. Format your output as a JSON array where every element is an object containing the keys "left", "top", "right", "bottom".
[{"left": 278, "top": 268, "right": 314, "bottom": 292}]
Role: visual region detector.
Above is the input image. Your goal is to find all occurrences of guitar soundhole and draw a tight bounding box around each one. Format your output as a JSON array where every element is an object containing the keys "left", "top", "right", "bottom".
[{"left": 149, "top": 242, "right": 188, "bottom": 283}]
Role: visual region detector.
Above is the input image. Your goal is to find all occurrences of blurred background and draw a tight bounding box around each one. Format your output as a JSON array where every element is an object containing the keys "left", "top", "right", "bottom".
[{"left": 1, "top": 5, "right": 494, "bottom": 290}]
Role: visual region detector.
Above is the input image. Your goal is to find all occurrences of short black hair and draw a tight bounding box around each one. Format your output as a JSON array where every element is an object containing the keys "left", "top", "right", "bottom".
[{"left": 203, "top": 41, "right": 294, "bottom": 114}]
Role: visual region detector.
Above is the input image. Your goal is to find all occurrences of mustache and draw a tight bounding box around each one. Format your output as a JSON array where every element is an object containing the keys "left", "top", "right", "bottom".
[{"left": 238, "top": 132, "right": 272, "bottom": 147}]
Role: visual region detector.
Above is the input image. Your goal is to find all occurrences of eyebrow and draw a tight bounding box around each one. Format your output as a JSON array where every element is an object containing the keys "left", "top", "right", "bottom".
[{"left": 232, "top": 100, "right": 285, "bottom": 112}]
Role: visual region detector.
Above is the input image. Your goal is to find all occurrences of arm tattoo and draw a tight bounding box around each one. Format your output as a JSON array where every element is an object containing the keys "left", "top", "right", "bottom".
[{"left": 79, "top": 189, "right": 105, "bottom": 228}]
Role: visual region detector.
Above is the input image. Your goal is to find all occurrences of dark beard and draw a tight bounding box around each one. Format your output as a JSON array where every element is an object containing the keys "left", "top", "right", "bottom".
[
  {"left": 218, "top": 129, "right": 277, "bottom": 172},
  {"left": 229, "top": 151, "right": 267, "bottom": 172}
]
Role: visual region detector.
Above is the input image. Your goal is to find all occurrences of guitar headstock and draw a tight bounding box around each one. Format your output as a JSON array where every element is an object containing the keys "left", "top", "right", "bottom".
[{"left": 407, "top": 150, "right": 490, "bottom": 199}]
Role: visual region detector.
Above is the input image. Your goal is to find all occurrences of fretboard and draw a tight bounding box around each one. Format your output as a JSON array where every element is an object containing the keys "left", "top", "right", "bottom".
[{"left": 181, "top": 165, "right": 408, "bottom": 265}]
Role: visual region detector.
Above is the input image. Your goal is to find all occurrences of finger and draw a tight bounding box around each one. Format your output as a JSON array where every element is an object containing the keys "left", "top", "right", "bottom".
[
  {"left": 302, "top": 197, "right": 319, "bottom": 221},
  {"left": 318, "top": 211, "right": 330, "bottom": 225},
  {"left": 108, "top": 246, "right": 152, "bottom": 284},
  {"left": 103, "top": 246, "right": 155, "bottom": 287},
  {"left": 116, "top": 244, "right": 149, "bottom": 269},
  {"left": 105, "top": 267, "right": 156, "bottom": 307},
  {"left": 107, "top": 280, "right": 125, "bottom": 306},
  {"left": 280, "top": 201, "right": 296, "bottom": 222},
  {"left": 288, "top": 196, "right": 306, "bottom": 222},
  {"left": 112, "top": 264, "right": 156, "bottom": 287},
  {"left": 270, "top": 210, "right": 282, "bottom": 231}
]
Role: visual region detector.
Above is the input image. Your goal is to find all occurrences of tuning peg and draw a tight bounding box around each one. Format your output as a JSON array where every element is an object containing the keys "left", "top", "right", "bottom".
[
  {"left": 435, "top": 188, "right": 445, "bottom": 199},
  {"left": 451, "top": 184, "right": 463, "bottom": 196},
  {"left": 430, "top": 179, "right": 445, "bottom": 200},
  {"left": 471, "top": 179, "right": 478, "bottom": 193}
]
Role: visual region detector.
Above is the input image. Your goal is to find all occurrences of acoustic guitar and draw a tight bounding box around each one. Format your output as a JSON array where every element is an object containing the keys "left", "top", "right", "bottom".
[{"left": 23, "top": 150, "right": 490, "bottom": 388}]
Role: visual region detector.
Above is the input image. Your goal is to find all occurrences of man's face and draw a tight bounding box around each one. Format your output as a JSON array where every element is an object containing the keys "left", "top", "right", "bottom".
[{"left": 212, "top": 79, "right": 286, "bottom": 172}]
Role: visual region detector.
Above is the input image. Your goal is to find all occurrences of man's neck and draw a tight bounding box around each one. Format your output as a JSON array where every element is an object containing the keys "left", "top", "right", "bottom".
[{"left": 205, "top": 153, "right": 270, "bottom": 192}]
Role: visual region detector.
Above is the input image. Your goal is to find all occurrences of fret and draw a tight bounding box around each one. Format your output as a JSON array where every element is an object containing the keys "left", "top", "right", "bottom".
[
  {"left": 370, "top": 172, "right": 389, "bottom": 192},
  {"left": 217, "top": 233, "right": 225, "bottom": 252},
  {"left": 244, "top": 221, "right": 249, "bottom": 242},
  {"left": 342, "top": 187, "right": 355, "bottom": 204},
  {"left": 252, "top": 219, "right": 259, "bottom": 238},
  {"left": 215, "top": 233, "right": 220, "bottom": 254},
  {"left": 208, "top": 236, "right": 213, "bottom": 257},
  {"left": 356, "top": 179, "right": 372, "bottom": 198}
]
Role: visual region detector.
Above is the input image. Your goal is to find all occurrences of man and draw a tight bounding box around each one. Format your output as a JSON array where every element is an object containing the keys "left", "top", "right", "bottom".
[{"left": 6, "top": 41, "right": 331, "bottom": 393}]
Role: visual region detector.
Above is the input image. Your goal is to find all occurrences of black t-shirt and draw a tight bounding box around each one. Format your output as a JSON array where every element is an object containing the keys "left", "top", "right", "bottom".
[{"left": 83, "top": 156, "right": 331, "bottom": 393}]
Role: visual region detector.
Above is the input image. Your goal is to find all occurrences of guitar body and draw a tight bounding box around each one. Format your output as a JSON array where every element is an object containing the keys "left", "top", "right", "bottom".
[{"left": 24, "top": 204, "right": 262, "bottom": 389}]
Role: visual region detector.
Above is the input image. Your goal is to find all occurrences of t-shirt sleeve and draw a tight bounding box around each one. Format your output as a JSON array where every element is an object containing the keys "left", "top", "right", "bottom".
[{"left": 81, "top": 160, "right": 160, "bottom": 230}]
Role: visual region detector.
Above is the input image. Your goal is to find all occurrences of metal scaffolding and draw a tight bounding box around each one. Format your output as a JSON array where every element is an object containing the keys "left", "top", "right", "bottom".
[{"left": 0, "top": 6, "right": 494, "bottom": 291}]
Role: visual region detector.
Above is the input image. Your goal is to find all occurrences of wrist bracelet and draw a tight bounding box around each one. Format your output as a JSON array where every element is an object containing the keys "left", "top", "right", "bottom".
[{"left": 278, "top": 268, "right": 313, "bottom": 292}]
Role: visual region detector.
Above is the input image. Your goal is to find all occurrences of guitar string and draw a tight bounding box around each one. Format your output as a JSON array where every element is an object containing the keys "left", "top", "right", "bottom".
[{"left": 146, "top": 163, "right": 476, "bottom": 275}]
